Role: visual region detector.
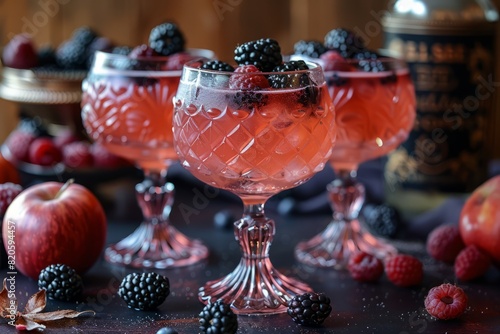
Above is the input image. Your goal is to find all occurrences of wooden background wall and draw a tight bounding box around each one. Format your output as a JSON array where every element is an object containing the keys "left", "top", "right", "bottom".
[{"left": 1, "top": 0, "right": 500, "bottom": 156}]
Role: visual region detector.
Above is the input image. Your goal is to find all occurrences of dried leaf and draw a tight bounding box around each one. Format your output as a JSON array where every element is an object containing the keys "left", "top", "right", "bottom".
[
  {"left": 22, "top": 289, "right": 46, "bottom": 315},
  {"left": 16, "top": 316, "right": 46, "bottom": 331},
  {"left": 0, "top": 278, "right": 17, "bottom": 319},
  {"left": 23, "top": 309, "right": 95, "bottom": 322}
]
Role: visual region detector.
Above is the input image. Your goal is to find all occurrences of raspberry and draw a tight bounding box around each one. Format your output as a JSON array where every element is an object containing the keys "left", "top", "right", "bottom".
[
  {"left": 234, "top": 38, "right": 282, "bottom": 72},
  {"left": 165, "top": 52, "right": 195, "bottom": 70},
  {"left": 90, "top": 142, "right": 127, "bottom": 168},
  {"left": 129, "top": 44, "right": 160, "bottom": 58},
  {"left": 319, "top": 50, "right": 353, "bottom": 71},
  {"left": 426, "top": 224, "right": 465, "bottom": 263},
  {"left": 28, "top": 137, "right": 63, "bottom": 166},
  {"left": 347, "top": 251, "right": 384, "bottom": 282},
  {"left": 385, "top": 254, "right": 423, "bottom": 287},
  {"left": 229, "top": 65, "right": 269, "bottom": 90},
  {"left": 424, "top": 283, "right": 467, "bottom": 320},
  {"left": 2, "top": 33, "right": 39, "bottom": 69},
  {"left": 53, "top": 129, "right": 80, "bottom": 150},
  {"left": 454, "top": 244, "right": 491, "bottom": 281},
  {"left": 4, "top": 130, "right": 36, "bottom": 162},
  {"left": 63, "top": 141, "right": 93, "bottom": 169},
  {"left": 0, "top": 182, "right": 23, "bottom": 217}
]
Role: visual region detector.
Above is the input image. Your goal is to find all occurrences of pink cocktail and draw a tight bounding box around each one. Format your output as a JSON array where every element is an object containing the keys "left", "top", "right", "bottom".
[
  {"left": 81, "top": 50, "right": 213, "bottom": 268},
  {"left": 294, "top": 56, "right": 416, "bottom": 268},
  {"left": 173, "top": 59, "right": 336, "bottom": 314}
]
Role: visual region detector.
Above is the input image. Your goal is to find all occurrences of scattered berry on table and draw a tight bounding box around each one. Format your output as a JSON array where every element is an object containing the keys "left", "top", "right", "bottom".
[
  {"left": 229, "top": 65, "right": 269, "bottom": 90},
  {"left": 149, "top": 22, "right": 185, "bottom": 56},
  {"left": 118, "top": 272, "right": 170, "bottom": 311},
  {"left": 287, "top": 292, "right": 332, "bottom": 326},
  {"left": 324, "top": 28, "right": 365, "bottom": 58},
  {"left": 38, "top": 263, "right": 83, "bottom": 301},
  {"left": 426, "top": 224, "right": 465, "bottom": 263},
  {"left": 199, "top": 299, "right": 238, "bottom": 334},
  {"left": 28, "top": 137, "right": 63, "bottom": 166},
  {"left": 4, "top": 129, "right": 36, "bottom": 162},
  {"left": 156, "top": 327, "right": 178, "bottom": 334},
  {"left": 385, "top": 254, "right": 423, "bottom": 287},
  {"left": 353, "top": 50, "right": 385, "bottom": 72},
  {"left": 424, "top": 283, "right": 467, "bottom": 320},
  {"left": 234, "top": 38, "right": 283, "bottom": 72},
  {"left": 213, "top": 209, "right": 236, "bottom": 230},
  {"left": 361, "top": 203, "right": 401, "bottom": 239},
  {"left": 293, "top": 40, "right": 327, "bottom": 58},
  {"left": 62, "top": 141, "right": 93, "bottom": 169},
  {"left": 454, "top": 244, "right": 491, "bottom": 281},
  {"left": 0, "top": 182, "right": 23, "bottom": 217},
  {"left": 201, "top": 60, "right": 235, "bottom": 72},
  {"left": 347, "top": 251, "right": 384, "bottom": 282}
]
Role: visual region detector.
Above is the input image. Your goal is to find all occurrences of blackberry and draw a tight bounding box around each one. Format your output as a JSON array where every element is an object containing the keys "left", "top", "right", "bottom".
[
  {"left": 56, "top": 40, "right": 87, "bottom": 69},
  {"left": 149, "top": 22, "right": 185, "bottom": 56},
  {"left": 293, "top": 40, "right": 327, "bottom": 58},
  {"left": 38, "top": 264, "right": 83, "bottom": 302},
  {"left": 324, "top": 28, "right": 364, "bottom": 58},
  {"left": 37, "top": 46, "right": 58, "bottom": 67},
  {"left": 354, "top": 50, "right": 385, "bottom": 72},
  {"left": 199, "top": 300, "right": 238, "bottom": 334},
  {"left": 269, "top": 60, "right": 318, "bottom": 106},
  {"left": 71, "top": 26, "right": 98, "bottom": 48},
  {"left": 287, "top": 292, "right": 332, "bottom": 326},
  {"left": 118, "top": 272, "right": 170, "bottom": 311},
  {"left": 201, "top": 60, "right": 234, "bottom": 72},
  {"left": 111, "top": 46, "right": 133, "bottom": 55},
  {"left": 232, "top": 91, "right": 268, "bottom": 111},
  {"left": 156, "top": 327, "right": 178, "bottom": 334},
  {"left": 57, "top": 27, "right": 98, "bottom": 70},
  {"left": 234, "top": 38, "right": 282, "bottom": 72},
  {"left": 268, "top": 60, "right": 309, "bottom": 88},
  {"left": 361, "top": 203, "right": 401, "bottom": 238}
]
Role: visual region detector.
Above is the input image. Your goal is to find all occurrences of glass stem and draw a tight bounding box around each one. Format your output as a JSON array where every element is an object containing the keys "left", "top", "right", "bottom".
[
  {"left": 328, "top": 169, "right": 365, "bottom": 222},
  {"left": 136, "top": 169, "right": 173, "bottom": 225},
  {"left": 238, "top": 203, "right": 275, "bottom": 260}
]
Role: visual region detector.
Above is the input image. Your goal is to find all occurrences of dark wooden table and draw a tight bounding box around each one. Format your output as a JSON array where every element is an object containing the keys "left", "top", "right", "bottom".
[{"left": 1, "top": 172, "right": 499, "bottom": 334}]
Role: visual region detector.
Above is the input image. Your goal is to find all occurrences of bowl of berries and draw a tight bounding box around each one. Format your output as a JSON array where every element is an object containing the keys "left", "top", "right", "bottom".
[{"left": 1, "top": 115, "right": 135, "bottom": 187}]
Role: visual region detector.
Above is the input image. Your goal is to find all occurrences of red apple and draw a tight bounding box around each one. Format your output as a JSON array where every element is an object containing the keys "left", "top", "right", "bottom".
[
  {"left": 2, "top": 180, "right": 107, "bottom": 279},
  {"left": 459, "top": 175, "right": 500, "bottom": 263}
]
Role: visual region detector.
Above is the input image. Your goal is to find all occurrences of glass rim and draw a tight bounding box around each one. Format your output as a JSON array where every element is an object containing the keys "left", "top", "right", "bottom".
[
  {"left": 182, "top": 59, "right": 325, "bottom": 76},
  {"left": 93, "top": 48, "right": 215, "bottom": 63}
]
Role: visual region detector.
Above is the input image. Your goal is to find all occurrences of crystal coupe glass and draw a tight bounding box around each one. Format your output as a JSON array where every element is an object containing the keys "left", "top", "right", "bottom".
[
  {"left": 173, "top": 59, "right": 336, "bottom": 314},
  {"left": 294, "top": 56, "right": 416, "bottom": 269},
  {"left": 81, "top": 50, "right": 213, "bottom": 268}
]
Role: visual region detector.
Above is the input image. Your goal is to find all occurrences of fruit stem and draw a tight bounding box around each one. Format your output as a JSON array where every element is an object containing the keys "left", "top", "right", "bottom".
[{"left": 55, "top": 178, "right": 75, "bottom": 199}]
